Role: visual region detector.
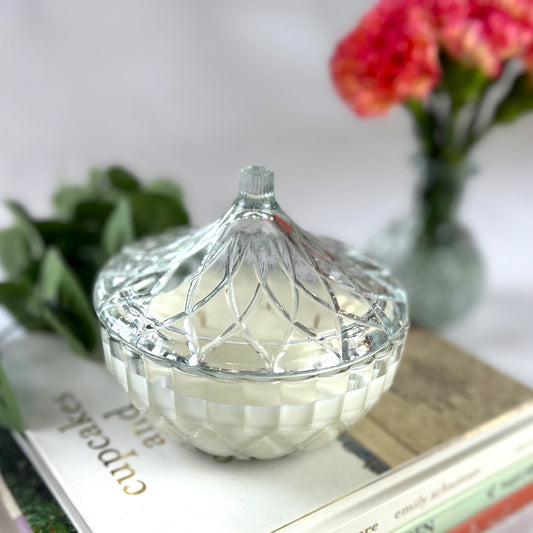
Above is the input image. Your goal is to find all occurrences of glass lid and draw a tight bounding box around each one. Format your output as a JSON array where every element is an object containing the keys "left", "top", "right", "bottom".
[{"left": 94, "top": 165, "right": 408, "bottom": 377}]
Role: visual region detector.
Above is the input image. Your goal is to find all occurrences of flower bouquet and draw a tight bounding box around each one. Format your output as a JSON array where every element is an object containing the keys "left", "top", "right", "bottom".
[{"left": 330, "top": 0, "right": 533, "bottom": 328}]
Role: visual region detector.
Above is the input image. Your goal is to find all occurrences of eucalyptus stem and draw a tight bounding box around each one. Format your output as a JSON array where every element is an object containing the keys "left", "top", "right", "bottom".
[
  {"left": 463, "top": 60, "right": 518, "bottom": 151},
  {"left": 403, "top": 58, "right": 528, "bottom": 244},
  {"left": 405, "top": 98, "right": 434, "bottom": 155},
  {"left": 405, "top": 94, "right": 469, "bottom": 245}
]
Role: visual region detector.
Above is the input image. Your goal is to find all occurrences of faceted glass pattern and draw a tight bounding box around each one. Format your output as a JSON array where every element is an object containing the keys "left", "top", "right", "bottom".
[
  {"left": 94, "top": 166, "right": 409, "bottom": 459},
  {"left": 101, "top": 327, "right": 405, "bottom": 459}
]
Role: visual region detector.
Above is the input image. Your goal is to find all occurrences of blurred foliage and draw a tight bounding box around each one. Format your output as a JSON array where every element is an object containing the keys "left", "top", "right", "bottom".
[
  {"left": 0, "top": 166, "right": 189, "bottom": 430},
  {"left": 0, "top": 428, "right": 76, "bottom": 532},
  {"left": 494, "top": 73, "right": 533, "bottom": 124},
  {"left": 0, "top": 361, "right": 23, "bottom": 431},
  {"left": 439, "top": 52, "right": 490, "bottom": 112}
]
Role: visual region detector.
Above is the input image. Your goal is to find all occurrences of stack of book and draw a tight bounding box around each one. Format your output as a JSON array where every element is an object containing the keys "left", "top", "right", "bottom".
[{"left": 1, "top": 328, "right": 533, "bottom": 532}]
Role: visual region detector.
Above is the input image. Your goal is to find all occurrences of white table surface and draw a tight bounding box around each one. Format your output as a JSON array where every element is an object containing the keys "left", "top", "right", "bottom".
[{"left": 1, "top": 1, "right": 532, "bottom": 530}]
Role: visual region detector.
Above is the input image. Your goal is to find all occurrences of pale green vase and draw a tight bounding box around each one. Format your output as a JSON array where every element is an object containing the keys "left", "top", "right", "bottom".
[{"left": 368, "top": 157, "right": 484, "bottom": 329}]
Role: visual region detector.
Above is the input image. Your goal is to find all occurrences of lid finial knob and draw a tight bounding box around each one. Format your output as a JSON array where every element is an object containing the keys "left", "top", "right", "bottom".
[{"left": 238, "top": 165, "right": 276, "bottom": 207}]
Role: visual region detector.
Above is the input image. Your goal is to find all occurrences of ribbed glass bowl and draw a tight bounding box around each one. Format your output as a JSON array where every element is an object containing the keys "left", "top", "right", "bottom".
[{"left": 94, "top": 166, "right": 409, "bottom": 459}]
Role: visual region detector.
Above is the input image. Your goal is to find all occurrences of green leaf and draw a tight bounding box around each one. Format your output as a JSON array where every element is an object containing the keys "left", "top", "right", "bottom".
[
  {"left": 53, "top": 185, "right": 92, "bottom": 219},
  {"left": 35, "top": 220, "right": 101, "bottom": 253},
  {"left": 0, "top": 282, "right": 50, "bottom": 330},
  {"left": 33, "top": 221, "right": 104, "bottom": 294},
  {"left": 0, "top": 361, "right": 23, "bottom": 431},
  {"left": 0, "top": 227, "right": 32, "bottom": 278},
  {"left": 102, "top": 200, "right": 135, "bottom": 256},
  {"left": 36, "top": 248, "right": 94, "bottom": 325},
  {"left": 147, "top": 179, "right": 185, "bottom": 205},
  {"left": 40, "top": 306, "right": 90, "bottom": 355},
  {"left": 439, "top": 54, "right": 489, "bottom": 110},
  {"left": 5, "top": 201, "right": 45, "bottom": 259},
  {"left": 73, "top": 200, "right": 115, "bottom": 229},
  {"left": 36, "top": 248, "right": 98, "bottom": 353},
  {"left": 107, "top": 166, "right": 140, "bottom": 191},
  {"left": 494, "top": 73, "right": 533, "bottom": 124},
  {"left": 89, "top": 167, "right": 108, "bottom": 193},
  {"left": 130, "top": 192, "right": 189, "bottom": 237}
]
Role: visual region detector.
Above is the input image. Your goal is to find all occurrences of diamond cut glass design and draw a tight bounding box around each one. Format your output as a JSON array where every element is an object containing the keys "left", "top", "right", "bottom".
[{"left": 94, "top": 165, "right": 409, "bottom": 459}]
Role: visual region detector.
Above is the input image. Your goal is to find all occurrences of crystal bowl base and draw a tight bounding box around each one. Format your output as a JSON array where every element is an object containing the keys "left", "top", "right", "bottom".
[{"left": 102, "top": 329, "right": 404, "bottom": 460}]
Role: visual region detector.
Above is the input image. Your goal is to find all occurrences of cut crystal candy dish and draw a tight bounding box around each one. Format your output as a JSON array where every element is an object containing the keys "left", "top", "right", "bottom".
[{"left": 94, "top": 165, "right": 409, "bottom": 459}]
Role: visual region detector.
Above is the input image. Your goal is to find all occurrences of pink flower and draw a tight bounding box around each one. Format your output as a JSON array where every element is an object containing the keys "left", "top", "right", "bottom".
[
  {"left": 330, "top": 0, "right": 441, "bottom": 116},
  {"left": 439, "top": 0, "right": 533, "bottom": 77},
  {"left": 425, "top": 0, "right": 471, "bottom": 28}
]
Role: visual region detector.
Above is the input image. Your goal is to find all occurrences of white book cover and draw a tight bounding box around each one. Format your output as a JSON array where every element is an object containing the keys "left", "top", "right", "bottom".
[{"left": 3, "top": 332, "right": 533, "bottom": 532}]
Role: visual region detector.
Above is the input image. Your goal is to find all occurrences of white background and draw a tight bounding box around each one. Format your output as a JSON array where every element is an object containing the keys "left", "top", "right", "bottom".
[{"left": 0, "top": 1, "right": 532, "bottom": 530}]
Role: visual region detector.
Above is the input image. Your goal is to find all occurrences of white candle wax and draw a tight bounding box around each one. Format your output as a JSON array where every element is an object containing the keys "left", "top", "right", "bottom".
[
  {"left": 146, "top": 271, "right": 374, "bottom": 373},
  {"left": 102, "top": 326, "right": 401, "bottom": 459}
]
